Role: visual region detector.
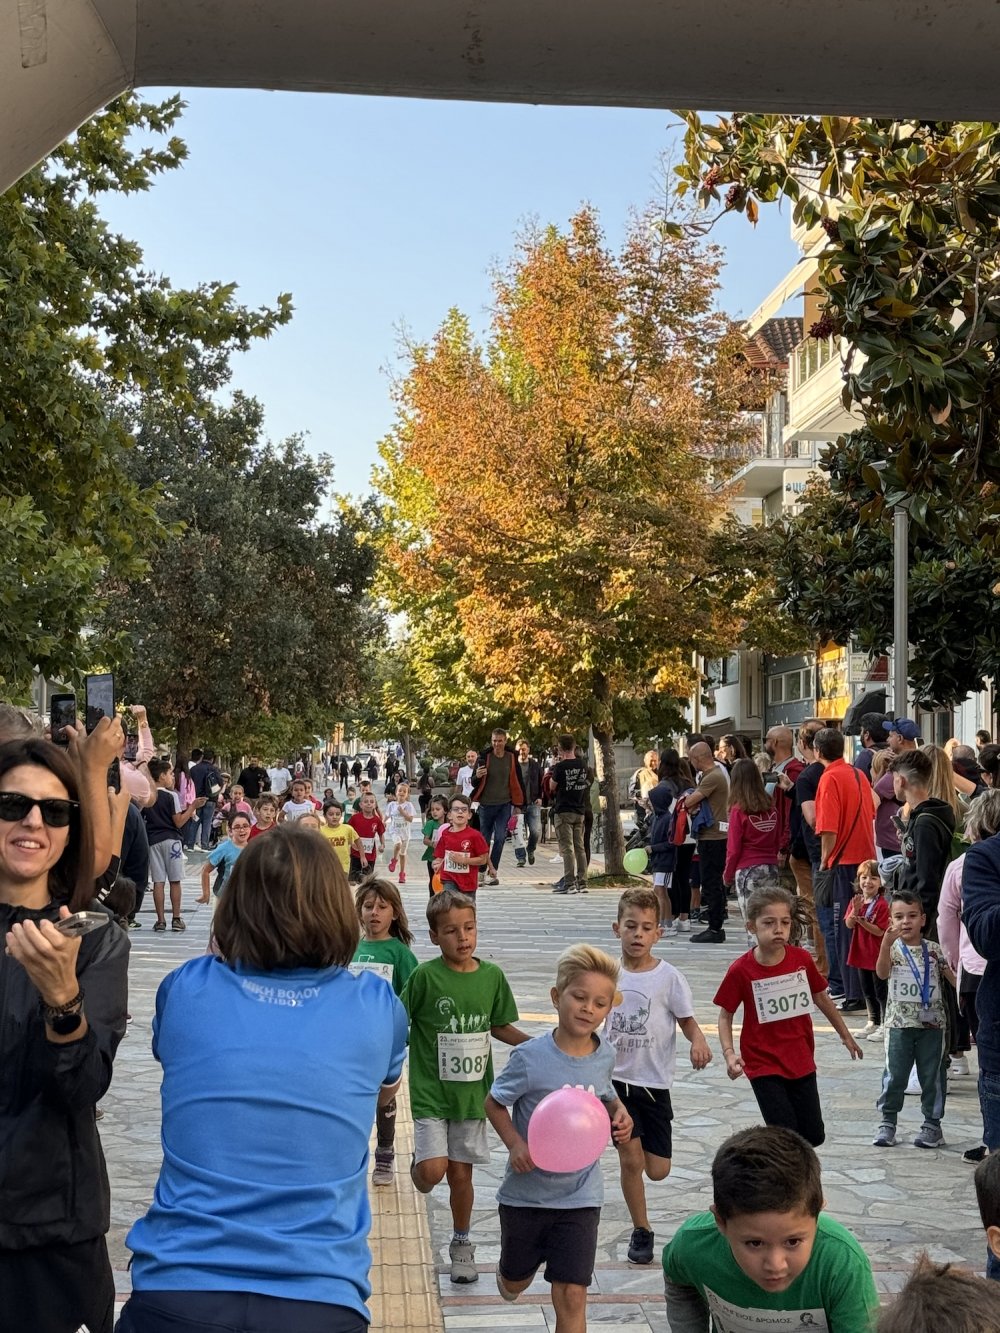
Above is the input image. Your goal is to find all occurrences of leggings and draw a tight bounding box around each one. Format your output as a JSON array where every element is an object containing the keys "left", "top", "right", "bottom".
[
  {"left": 377, "top": 1097, "right": 396, "bottom": 1150},
  {"left": 750, "top": 1072, "right": 825, "bottom": 1146},
  {"left": 670, "top": 843, "right": 694, "bottom": 917},
  {"left": 857, "top": 967, "right": 888, "bottom": 1025}
]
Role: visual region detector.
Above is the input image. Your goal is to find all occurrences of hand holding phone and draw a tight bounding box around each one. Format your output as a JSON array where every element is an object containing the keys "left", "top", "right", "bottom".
[
  {"left": 49, "top": 694, "right": 76, "bottom": 747},
  {"left": 55, "top": 911, "right": 110, "bottom": 937},
  {"left": 85, "top": 673, "right": 115, "bottom": 734}
]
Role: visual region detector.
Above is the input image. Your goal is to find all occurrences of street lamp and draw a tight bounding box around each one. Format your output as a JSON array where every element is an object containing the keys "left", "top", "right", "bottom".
[{"left": 872, "top": 460, "right": 911, "bottom": 717}]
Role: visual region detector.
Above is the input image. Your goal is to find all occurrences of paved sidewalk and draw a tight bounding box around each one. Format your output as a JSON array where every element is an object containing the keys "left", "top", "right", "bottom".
[{"left": 100, "top": 834, "right": 988, "bottom": 1329}]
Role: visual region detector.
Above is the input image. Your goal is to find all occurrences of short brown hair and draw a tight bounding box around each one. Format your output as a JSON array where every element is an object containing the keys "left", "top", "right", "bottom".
[
  {"left": 558, "top": 733, "right": 576, "bottom": 752},
  {"left": 426, "top": 888, "right": 475, "bottom": 929},
  {"left": 355, "top": 877, "right": 414, "bottom": 948},
  {"left": 213, "top": 823, "right": 359, "bottom": 970},
  {"left": 617, "top": 887, "right": 660, "bottom": 920},
  {"left": 712, "top": 1126, "right": 822, "bottom": 1221},
  {"left": 877, "top": 1255, "right": 1000, "bottom": 1332}
]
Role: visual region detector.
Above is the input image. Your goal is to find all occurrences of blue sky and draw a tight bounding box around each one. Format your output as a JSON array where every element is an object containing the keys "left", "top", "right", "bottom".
[{"left": 98, "top": 90, "right": 799, "bottom": 497}]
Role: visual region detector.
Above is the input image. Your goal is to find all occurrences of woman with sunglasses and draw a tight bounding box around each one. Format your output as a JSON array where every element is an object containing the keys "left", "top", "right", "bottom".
[{"left": 0, "top": 738, "right": 130, "bottom": 1333}]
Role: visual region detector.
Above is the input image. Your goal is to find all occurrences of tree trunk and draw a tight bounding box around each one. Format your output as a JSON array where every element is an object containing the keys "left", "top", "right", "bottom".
[
  {"left": 593, "top": 725, "right": 624, "bottom": 875},
  {"left": 401, "top": 731, "right": 414, "bottom": 777},
  {"left": 175, "top": 714, "right": 196, "bottom": 758}
]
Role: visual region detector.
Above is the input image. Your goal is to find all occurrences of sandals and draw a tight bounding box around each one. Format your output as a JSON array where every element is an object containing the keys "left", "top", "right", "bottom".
[
  {"left": 171, "top": 917, "right": 186, "bottom": 932},
  {"left": 153, "top": 920, "right": 166, "bottom": 932}
]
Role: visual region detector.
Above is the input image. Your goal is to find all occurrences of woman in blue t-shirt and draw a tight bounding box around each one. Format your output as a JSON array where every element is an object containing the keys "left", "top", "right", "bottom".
[{"left": 118, "top": 824, "right": 409, "bottom": 1333}]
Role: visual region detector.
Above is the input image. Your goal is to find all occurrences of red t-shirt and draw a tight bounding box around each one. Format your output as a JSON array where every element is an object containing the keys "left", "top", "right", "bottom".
[
  {"left": 348, "top": 812, "right": 385, "bottom": 865},
  {"left": 248, "top": 823, "right": 274, "bottom": 839},
  {"left": 814, "top": 759, "right": 875, "bottom": 866},
  {"left": 713, "top": 945, "right": 829, "bottom": 1080},
  {"left": 846, "top": 893, "right": 890, "bottom": 970},
  {"left": 436, "top": 827, "right": 489, "bottom": 895}
]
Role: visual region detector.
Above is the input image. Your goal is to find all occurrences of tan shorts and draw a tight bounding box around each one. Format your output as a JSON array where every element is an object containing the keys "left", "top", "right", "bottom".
[{"left": 413, "top": 1117, "right": 491, "bottom": 1165}]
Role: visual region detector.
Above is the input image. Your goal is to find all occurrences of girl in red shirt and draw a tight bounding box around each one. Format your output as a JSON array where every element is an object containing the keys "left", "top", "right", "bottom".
[
  {"left": 845, "top": 859, "right": 890, "bottom": 1040},
  {"left": 715, "top": 886, "right": 863, "bottom": 1145},
  {"left": 724, "top": 759, "right": 781, "bottom": 945}
]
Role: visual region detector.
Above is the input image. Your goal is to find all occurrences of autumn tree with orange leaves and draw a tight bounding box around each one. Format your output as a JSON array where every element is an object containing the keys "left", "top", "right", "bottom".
[{"left": 376, "top": 206, "right": 755, "bottom": 873}]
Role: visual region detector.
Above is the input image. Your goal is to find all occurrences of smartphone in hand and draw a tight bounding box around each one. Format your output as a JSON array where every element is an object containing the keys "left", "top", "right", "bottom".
[
  {"left": 49, "top": 694, "right": 76, "bottom": 746},
  {"left": 85, "top": 673, "right": 115, "bottom": 734}
]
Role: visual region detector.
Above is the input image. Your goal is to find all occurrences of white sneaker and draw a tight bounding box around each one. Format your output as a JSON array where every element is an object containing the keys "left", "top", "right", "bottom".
[
  {"left": 661, "top": 922, "right": 678, "bottom": 937},
  {"left": 905, "top": 1068, "right": 921, "bottom": 1095},
  {"left": 950, "top": 1054, "right": 971, "bottom": 1077},
  {"left": 677, "top": 919, "right": 691, "bottom": 933},
  {"left": 859, "top": 1021, "right": 878, "bottom": 1037},
  {"left": 866, "top": 1025, "right": 884, "bottom": 1042}
]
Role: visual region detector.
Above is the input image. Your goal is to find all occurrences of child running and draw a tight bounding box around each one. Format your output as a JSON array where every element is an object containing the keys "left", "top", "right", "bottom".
[
  {"left": 715, "top": 886, "right": 863, "bottom": 1145},
  {"left": 386, "top": 780, "right": 417, "bottom": 884},
  {"left": 321, "top": 799, "right": 359, "bottom": 875},
  {"left": 348, "top": 790, "right": 385, "bottom": 883},
  {"left": 486, "top": 945, "right": 633, "bottom": 1332},
  {"left": 249, "top": 796, "right": 278, "bottom": 837},
  {"left": 845, "top": 858, "right": 890, "bottom": 1041},
  {"left": 431, "top": 796, "right": 490, "bottom": 901},
  {"left": 873, "top": 889, "right": 955, "bottom": 1149},
  {"left": 605, "top": 889, "right": 712, "bottom": 1266},
  {"left": 198, "top": 811, "right": 252, "bottom": 903},
  {"left": 422, "top": 794, "right": 449, "bottom": 893},
  {"left": 352, "top": 878, "right": 419, "bottom": 1186},
  {"left": 402, "top": 891, "right": 528, "bottom": 1284},
  {"left": 663, "top": 1126, "right": 879, "bottom": 1330}
]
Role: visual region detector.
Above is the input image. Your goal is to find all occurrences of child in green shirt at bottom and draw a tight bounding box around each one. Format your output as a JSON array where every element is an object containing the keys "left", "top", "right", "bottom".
[{"left": 662, "top": 1126, "right": 878, "bottom": 1332}]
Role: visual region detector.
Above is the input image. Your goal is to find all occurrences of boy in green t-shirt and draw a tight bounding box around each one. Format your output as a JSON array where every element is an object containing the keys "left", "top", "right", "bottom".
[
  {"left": 662, "top": 1126, "right": 878, "bottom": 1332},
  {"left": 401, "top": 891, "right": 528, "bottom": 1285}
]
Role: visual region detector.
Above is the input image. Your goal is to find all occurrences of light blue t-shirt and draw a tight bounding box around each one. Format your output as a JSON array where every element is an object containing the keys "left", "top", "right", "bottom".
[
  {"left": 127, "top": 955, "right": 408, "bottom": 1316},
  {"left": 489, "top": 1029, "right": 616, "bottom": 1209},
  {"left": 207, "top": 838, "right": 243, "bottom": 892}
]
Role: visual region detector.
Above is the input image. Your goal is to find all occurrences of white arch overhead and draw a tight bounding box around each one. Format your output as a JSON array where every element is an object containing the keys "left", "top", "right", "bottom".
[{"left": 1, "top": 0, "right": 997, "bottom": 191}]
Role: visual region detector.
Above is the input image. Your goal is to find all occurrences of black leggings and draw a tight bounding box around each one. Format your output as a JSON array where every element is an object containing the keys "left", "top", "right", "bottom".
[
  {"left": 670, "top": 843, "right": 694, "bottom": 917},
  {"left": 750, "top": 1072, "right": 825, "bottom": 1146},
  {"left": 858, "top": 968, "right": 888, "bottom": 1025}
]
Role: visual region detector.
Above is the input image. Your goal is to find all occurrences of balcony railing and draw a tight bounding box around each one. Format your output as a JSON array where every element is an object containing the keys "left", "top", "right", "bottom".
[{"left": 791, "top": 336, "right": 837, "bottom": 391}]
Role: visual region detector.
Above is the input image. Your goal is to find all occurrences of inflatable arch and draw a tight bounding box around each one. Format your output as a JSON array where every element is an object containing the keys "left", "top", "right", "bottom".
[{"left": 1, "top": 0, "right": 997, "bottom": 192}]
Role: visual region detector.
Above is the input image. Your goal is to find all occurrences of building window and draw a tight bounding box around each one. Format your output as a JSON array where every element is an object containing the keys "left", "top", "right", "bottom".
[
  {"left": 768, "top": 666, "right": 814, "bottom": 709},
  {"left": 769, "top": 675, "right": 784, "bottom": 705}
]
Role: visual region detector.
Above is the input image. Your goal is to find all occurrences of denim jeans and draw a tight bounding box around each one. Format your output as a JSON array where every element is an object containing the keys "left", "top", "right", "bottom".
[
  {"left": 834, "top": 863, "right": 862, "bottom": 1000},
  {"left": 514, "top": 804, "right": 541, "bottom": 862},
  {"left": 478, "top": 801, "right": 512, "bottom": 874},
  {"left": 981, "top": 1069, "right": 1000, "bottom": 1279},
  {"left": 195, "top": 800, "right": 216, "bottom": 850}
]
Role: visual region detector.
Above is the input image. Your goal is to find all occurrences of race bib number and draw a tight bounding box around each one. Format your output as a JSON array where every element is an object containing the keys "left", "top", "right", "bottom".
[
  {"left": 360, "top": 837, "right": 376, "bottom": 855},
  {"left": 437, "top": 1030, "right": 491, "bottom": 1082},
  {"left": 705, "top": 1287, "right": 828, "bottom": 1332},
  {"left": 349, "top": 961, "right": 394, "bottom": 983},
  {"left": 751, "top": 969, "right": 814, "bottom": 1024},
  {"left": 444, "top": 850, "right": 467, "bottom": 874},
  {"left": 889, "top": 965, "right": 938, "bottom": 1006}
]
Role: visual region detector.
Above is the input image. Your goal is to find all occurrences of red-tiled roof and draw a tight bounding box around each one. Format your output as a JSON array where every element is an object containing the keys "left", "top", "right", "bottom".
[{"left": 742, "top": 317, "right": 803, "bottom": 369}]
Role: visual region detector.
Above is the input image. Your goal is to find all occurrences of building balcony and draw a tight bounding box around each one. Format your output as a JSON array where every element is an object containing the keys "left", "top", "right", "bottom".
[
  {"left": 787, "top": 336, "right": 858, "bottom": 440},
  {"left": 727, "top": 438, "right": 820, "bottom": 501}
]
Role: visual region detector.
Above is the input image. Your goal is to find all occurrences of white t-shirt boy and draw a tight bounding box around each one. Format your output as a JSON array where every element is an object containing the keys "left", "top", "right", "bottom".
[
  {"left": 603, "top": 959, "right": 695, "bottom": 1088},
  {"left": 387, "top": 799, "right": 417, "bottom": 843}
]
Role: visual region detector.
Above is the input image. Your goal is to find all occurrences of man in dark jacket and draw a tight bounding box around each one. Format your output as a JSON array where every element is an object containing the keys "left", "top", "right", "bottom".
[
  {"left": 236, "top": 756, "right": 269, "bottom": 800},
  {"left": 892, "top": 750, "right": 955, "bottom": 936},
  {"left": 471, "top": 727, "right": 526, "bottom": 885},
  {"left": 189, "top": 747, "right": 223, "bottom": 852},
  {"left": 513, "top": 738, "right": 543, "bottom": 867},
  {"left": 961, "top": 832, "right": 1000, "bottom": 1274}
]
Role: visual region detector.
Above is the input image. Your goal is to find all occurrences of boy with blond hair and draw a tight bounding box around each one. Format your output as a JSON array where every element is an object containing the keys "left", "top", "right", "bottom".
[{"left": 486, "top": 944, "right": 633, "bottom": 1333}]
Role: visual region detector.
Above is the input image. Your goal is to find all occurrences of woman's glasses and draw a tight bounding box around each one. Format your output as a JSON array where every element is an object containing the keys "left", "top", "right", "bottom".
[{"left": 0, "top": 792, "right": 78, "bottom": 827}]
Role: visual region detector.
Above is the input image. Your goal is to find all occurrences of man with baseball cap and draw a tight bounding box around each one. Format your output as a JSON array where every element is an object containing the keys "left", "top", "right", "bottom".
[{"left": 883, "top": 717, "right": 921, "bottom": 753}]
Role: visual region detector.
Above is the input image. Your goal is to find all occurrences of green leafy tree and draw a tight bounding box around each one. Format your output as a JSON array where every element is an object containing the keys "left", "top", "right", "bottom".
[
  {"left": 0, "top": 93, "right": 290, "bottom": 696},
  {"left": 96, "top": 382, "right": 382, "bottom": 754},
  {"left": 678, "top": 115, "right": 1000, "bottom": 705},
  {"left": 375, "top": 207, "right": 755, "bottom": 872}
]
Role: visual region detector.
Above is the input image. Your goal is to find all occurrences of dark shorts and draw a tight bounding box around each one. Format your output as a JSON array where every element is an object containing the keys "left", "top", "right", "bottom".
[
  {"left": 613, "top": 1080, "right": 673, "bottom": 1160},
  {"left": 116, "top": 1290, "right": 366, "bottom": 1333},
  {"left": 498, "top": 1203, "right": 600, "bottom": 1288}
]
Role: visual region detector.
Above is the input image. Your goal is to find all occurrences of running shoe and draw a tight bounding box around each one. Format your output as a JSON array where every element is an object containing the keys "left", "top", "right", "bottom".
[
  {"left": 388, "top": 857, "right": 397, "bottom": 873},
  {"left": 449, "top": 1239, "right": 478, "bottom": 1284},
  {"left": 627, "top": 1226, "right": 655, "bottom": 1265}
]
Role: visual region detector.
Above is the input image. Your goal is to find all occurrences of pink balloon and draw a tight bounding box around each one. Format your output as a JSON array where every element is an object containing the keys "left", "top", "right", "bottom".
[{"left": 527, "top": 1086, "right": 610, "bottom": 1172}]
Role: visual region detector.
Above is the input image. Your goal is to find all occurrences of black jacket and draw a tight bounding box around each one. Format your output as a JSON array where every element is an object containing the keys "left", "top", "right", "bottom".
[
  {"left": 516, "top": 756, "right": 542, "bottom": 804},
  {"left": 962, "top": 834, "right": 1000, "bottom": 1072},
  {"left": 898, "top": 797, "right": 956, "bottom": 934},
  {"left": 236, "top": 765, "right": 269, "bottom": 799},
  {"left": 0, "top": 900, "right": 129, "bottom": 1248}
]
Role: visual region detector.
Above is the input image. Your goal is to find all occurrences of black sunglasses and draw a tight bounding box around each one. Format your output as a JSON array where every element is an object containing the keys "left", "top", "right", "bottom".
[{"left": 0, "top": 792, "right": 78, "bottom": 827}]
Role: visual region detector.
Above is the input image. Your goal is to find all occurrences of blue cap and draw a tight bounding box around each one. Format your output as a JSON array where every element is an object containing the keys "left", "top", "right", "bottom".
[{"left": 883, "top": 718, "right": 922, "bottom": 741}]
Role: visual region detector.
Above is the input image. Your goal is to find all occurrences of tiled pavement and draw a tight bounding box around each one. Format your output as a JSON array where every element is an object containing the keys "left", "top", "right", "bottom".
[{"left": 101, "top": 831, "right": 988, "bottom": 1329}]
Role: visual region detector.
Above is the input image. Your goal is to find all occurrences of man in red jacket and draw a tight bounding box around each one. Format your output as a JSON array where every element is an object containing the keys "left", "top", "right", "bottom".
[{"left": 471, "top": 728, "right": 526, "bottom": 886}]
